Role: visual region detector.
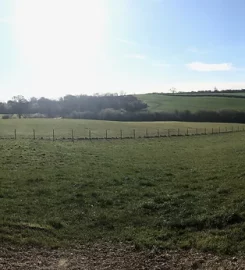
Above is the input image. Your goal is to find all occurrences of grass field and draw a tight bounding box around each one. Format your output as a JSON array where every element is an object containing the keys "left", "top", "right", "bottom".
[
  {"left": 0, "top": 119, "right": 244, "bottom": 139},
  {"left": 1, "top": 132, "right": 245, "bottom": 255},
  {"left": 137, "top": 94, "right": 245, "bottom": 112}
]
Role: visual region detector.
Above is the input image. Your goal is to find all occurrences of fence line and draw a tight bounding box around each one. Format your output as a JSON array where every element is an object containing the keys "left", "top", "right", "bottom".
[{"left": 0, "top": 125, "right": 244, "bottom": 141}]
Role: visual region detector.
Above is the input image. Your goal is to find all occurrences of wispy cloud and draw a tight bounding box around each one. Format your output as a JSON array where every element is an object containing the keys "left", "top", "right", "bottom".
[
  {"left": 117, "top": 38, "right": 138, "bottom": 46},
  {"left": 187, "top": 62, "right": 233, "bottom": 72},
  {"left": 152, "top": 62, "right": 169, "bottom": 67},
  {"left": 125, "top": 54, "right": 146, "bottom": 60},
  {"left": 187, "top": 47, "right": 209, "bottom": 54},
  {"left": 117, "top": 37, "right": 161, "bottom": 50},
  {"left": 0, "top": 17, "right": 12, "bottom": 24}
]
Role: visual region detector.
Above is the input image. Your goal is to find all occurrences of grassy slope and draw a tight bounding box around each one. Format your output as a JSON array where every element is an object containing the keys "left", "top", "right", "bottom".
[
  {"left": 2, "top": 133, "right": 245, "bottom": 254},
  {"left": 137, "top": 94, "right": 245, "bottom": 112},
  {"left": 0, "top": 119, "right": 243, "bottom": 139}
]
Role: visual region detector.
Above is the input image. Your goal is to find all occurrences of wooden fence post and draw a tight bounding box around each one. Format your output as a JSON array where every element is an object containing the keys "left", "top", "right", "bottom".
[
  {"left": 133, "top": 129, "right": 136, "bottom": 139},
  {"left": 120, "top": 129, "right": 123, "bottom": 139},
  {"left": 157, "top": 129, "right": 159, "bottom": 137},
  {"left": 212, "top": 128, "right": 213, "bottom": 134},
  {"left": 145, "top": 128, "right": 148, "bottom": 138},
  {"left": 72, "top": 129, "right": 74, "bottom": 142},
  {"left": 186, "top": 128, "right": 189, "bottom": 136},
  {"left": 225, "top": 127, "right": 227, "bottom": 133},
  {"left": 14, "top": 129, "right": 16, "bottom": 140},
  {"left": 178, "top": 128, "right": 180, "bottom": 136},
  {"left": 105, "top": 129, "right": 108, "bottom": 139},
  {"left": 168, "top": 129, "right": 170, "bottom": 137},
  {"left": 33, "top": 129, "right": 35, "bottom": 140},
  {"left": 196, "top": 128, "right": 198, "bottom": 135},
  {"left": 89, "top": 129, "right": 91, "bottom": 140},
  {"left": 53, "top": 129, "right": 55, "bottom": 141}
]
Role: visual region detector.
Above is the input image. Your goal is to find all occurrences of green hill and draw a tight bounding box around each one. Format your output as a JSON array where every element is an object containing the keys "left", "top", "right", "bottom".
[{"left": 137, "top": 94, "right": 245, "bottom": 113}]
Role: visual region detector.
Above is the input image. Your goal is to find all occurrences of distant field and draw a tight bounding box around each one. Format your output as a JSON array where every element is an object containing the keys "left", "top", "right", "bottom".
[
  {"left": 137, "top": 94, "right": 245, "bottom": 112},
  {"left": 0, "top": 118, "right": 244, "bottom": 139},
  {"left": 2, "top": 132, "right": 245, "bottom": 254}
]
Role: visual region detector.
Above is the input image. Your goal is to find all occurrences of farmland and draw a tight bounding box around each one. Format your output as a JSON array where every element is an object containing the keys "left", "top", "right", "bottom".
[
  {"left": 137, "top": 93, "right": 245, "bottom": 113},
  {"left": 0, "top": 118, "right": 244, "bottom": 139},
  {"left": 1, "top": 131, "right": 245, "bottom": 256}
]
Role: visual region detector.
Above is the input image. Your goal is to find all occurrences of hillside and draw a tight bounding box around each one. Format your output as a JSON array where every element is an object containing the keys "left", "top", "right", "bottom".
[{"left": 137, "top": 94, "right": 245, "bottom": 113}]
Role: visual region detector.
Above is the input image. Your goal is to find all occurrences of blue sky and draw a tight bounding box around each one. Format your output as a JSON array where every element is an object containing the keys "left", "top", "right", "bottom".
[{"left": 1, "top": 0, "right": 245, "bottom": 100}]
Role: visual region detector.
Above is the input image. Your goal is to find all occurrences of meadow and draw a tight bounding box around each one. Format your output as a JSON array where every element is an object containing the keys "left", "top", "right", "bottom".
[
  {"left": 1, "top": 132, "right": 245, "bottom": 255},
  {"left": 137, "top": 94, "right": 245, "bottom": 113},
  {"left": 0, "top": 118, "right": 244, "bottom": 139}
]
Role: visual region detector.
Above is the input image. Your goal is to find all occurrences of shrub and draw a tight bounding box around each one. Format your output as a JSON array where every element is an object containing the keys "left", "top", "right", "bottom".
[
  {"left": 23, "top": 113, "right": 47, "bottom": 118},
  {"left": 2, "top": 115, "right": 10, "bottom": 119}
]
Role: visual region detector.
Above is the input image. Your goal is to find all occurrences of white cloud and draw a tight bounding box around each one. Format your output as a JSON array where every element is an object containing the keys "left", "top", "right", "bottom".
[
  {"left": 187, "top": 62, "right": 233, "bottom": 72},
  {"left": 125, "top": 54, "right": 146, "bottom": 60}
]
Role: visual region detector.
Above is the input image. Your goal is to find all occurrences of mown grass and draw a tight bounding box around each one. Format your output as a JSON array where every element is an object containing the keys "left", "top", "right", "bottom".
[
  {"left": 137, "top": 94, "right": 245, "bottom": 112},
  {"left": 1, "top": 133, "right": 245, "bottom": 254},
  {"left": 0, "top": 118, "right": 244, "bottom": 139}
]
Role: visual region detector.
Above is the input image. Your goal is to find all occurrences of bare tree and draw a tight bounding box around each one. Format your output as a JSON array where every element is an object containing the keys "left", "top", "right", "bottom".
[{"left": 169, "top": 87, "right": 177, "bottom": 94}]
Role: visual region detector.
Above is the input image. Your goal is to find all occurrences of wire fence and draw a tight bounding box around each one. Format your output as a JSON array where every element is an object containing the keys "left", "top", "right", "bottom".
[{"left": 0, "top": 125, "right": 244, "bottom": 141}]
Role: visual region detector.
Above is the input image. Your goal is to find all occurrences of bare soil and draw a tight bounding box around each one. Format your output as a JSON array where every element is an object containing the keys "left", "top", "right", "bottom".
[{"left": 1, "top": 244, "right": 245, "bottom": 270}]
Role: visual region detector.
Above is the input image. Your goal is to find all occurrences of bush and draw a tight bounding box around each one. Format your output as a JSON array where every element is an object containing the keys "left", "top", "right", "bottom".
[
  {"left": 2, "top": 115, "right": 10, "bottom": 119},
  {"left": 68, "top": 111, "right": 97, "bottom": 119},
  {"left": 23, "top": 113, "right": 47, "bottom": 118}
]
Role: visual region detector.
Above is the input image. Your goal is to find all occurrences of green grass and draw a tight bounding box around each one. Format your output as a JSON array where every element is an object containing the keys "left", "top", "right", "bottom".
[
  {"left": 0, "top": 118, "right": 243, "bottom": 139},
  {"left": 2, "top": 133, "right": 245, "bottom": 254},
  {"left": 137, "top": 94, "right": 245, "bottom": 112}
]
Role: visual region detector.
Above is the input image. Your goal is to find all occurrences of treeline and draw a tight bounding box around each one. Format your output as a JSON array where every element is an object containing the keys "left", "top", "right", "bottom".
[
  {"left": 193, "top": 89, "right": 245, "bottom": 94},
  {"left": 0, "top": 94, "right": 148, "bottom": 118},
  {"left": 159, "top": 88, "right": 245, "bottom": 97},
  {"left": 159, "top": 93, "right": 245, "bottom": 99},
  {"left": 2, "top": 93, "right": 245, "bottom": 123},
  {"left": 66, "top": 109, "right": 245, "bottom": 123}
]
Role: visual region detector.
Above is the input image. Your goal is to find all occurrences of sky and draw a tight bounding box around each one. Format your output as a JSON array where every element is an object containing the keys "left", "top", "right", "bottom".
[{"left": 1, "top": 0, "right": 245, "bottom": 100}]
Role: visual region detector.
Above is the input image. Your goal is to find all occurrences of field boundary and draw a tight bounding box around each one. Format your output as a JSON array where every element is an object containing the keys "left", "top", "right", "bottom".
[{"left": 1, "top": 125, "right": 244, "bottom": 141}]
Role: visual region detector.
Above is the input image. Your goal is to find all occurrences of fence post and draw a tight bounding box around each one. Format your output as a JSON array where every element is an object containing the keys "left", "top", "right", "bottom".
[
  {"left": 14, "top": 129, "right": 16, "bottom": 140},
  {"left": 145, "top": 128, "right": 148, "bottom": 138},
  {"left": 89, "top": 129, "right": 91, "bottom": 140},
  {"left": 72, "top": 129, "right": 74, "bottom": 143},
  {"left": 225, "top": 127, "right": 227, "bottom": 133},
  {"left": 33, "top": 129, "right": 35, "bottom": 140},
  {"left": 212, "top": 128, "right": 213, "bottom": 134},
  {"left": 168, "top": 129, "right": 170, "bottom": 137},
  {"left": 133, "top": 129, "right": 136, "bottom": 139},
  {"left": 186, "top": 128, "right": 189, "bottom": 136},
  {"left": 205, "top": 128, "right": 206, "bottom": 135},
  {"left": 157, "top": 129, "right": 160, "bottom": 138},
  {"left": 105, "top": 129, "right": 108, "bottom": 139},
  {"left": 53, "top": 129, "right": 55, "bottom": 141},
  {"left": 196, "top": 128, "right": 198, "bottom": 135},
  {"left": 219, "top": 127, "right": 220, "bottom": 134},
  {"left": 120, "top": 129, "right": 123, "bottom": 139}
]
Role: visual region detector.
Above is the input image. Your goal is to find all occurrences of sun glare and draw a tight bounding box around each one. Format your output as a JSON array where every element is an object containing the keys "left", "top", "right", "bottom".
[{"left": 13, "top": 0, "right": 107, "bottom": 96}]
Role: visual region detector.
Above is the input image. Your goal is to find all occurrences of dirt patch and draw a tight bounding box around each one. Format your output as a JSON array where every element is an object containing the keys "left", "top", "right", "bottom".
[{"left": 1, "top": 243, "right": 245, "bottom": 269}]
